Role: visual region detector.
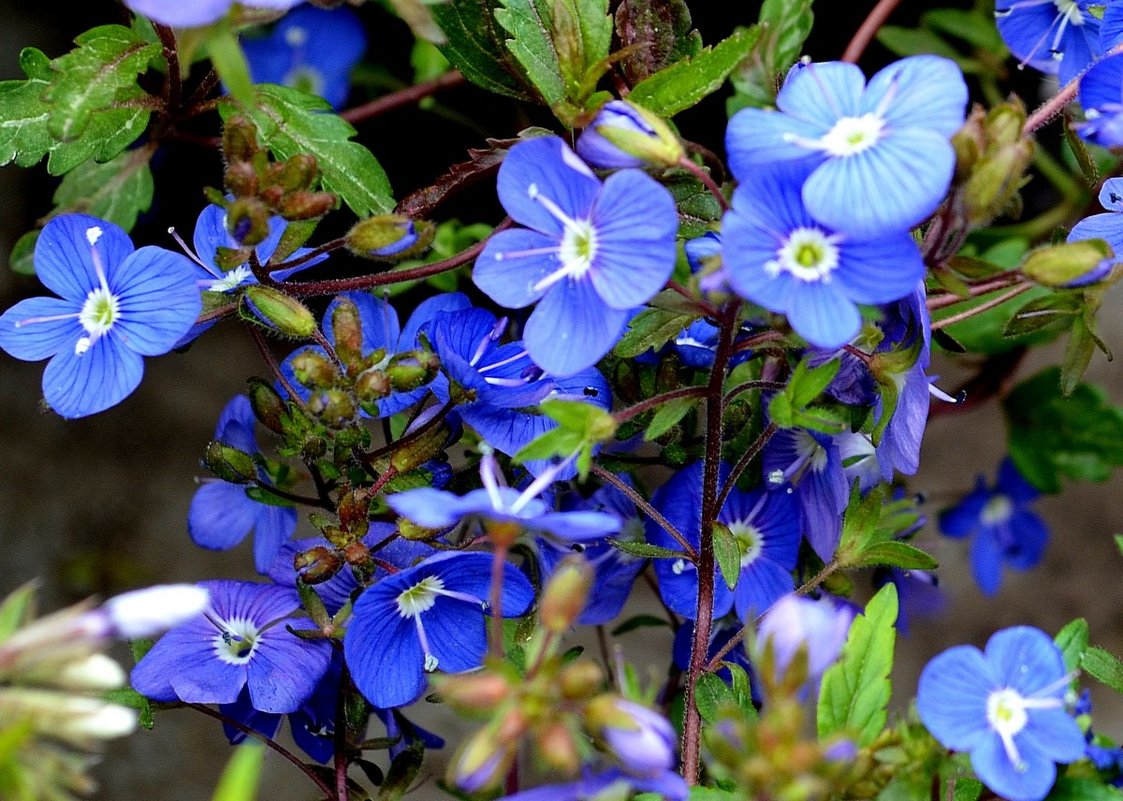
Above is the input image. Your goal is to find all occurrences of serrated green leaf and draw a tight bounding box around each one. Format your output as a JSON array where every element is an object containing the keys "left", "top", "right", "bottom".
[
  {"left": 728, "top": 0, "right": 813, "bottom": 112},
  {"left": 513, "top": 426, "right": 584, "bottom": 463},
  {"left": 817, "top": 583, "right": 897, "bottom": 746},
  {"left": 221, "top": 85, "right": 395, "bottom": 218},
  {"left": 645, "top": 396, "right": 696, "bottom": 441},
  {"left": 852, "top": 541, "right": 938, "bottom": 571},
  {"left": 44, "top": 25, "right": 161, "bottom": 144},
  {"left": 607, "top": 539, "right": 684, "bottom": 559},
  {"left": 614, "top": 307, "right": 697, "bottom": 358},
  {"left": 430, "top": 1, "right": 539, "bottom": 100},
  {"left": 0, "top": 49, "right": 53, "bottom": 169},
  {"left": 1082, "top": 646, "right": 1123, "bottom": 694},
  {"left": 630, "top": 25, "right": 762, "bottom": 118},
  {"left": 611, "top": 614, "right": 670, "bottom": 635},
  {"left": 211, "top": 744, "right": 264, "bottom": 801},
  {"left": 695, "top": 672, "right": 735, "bottom": 724},
  {"left": 712, "top": 522, "right": 741, "bottom": 590},
  {"left": 1054, "top": 618, "right": 1089, "bottom": 674},
  {"left": 50, "top": 145, "right": 155, "bottom": 232},
  {"left": 664, "top": 172, "right": 722, "bottom": 238},
  {"left": 725, "top": 662, "right": 758, "bottom": 721},
  {"left": 947, "top": 776, "right": 984, "bottom": 801},
  {"left": 496, "top": 0, "right": 566, "bottom": 106},
  {"left": 1004, "top": 367, "right": 1123, "bottom": 492}
]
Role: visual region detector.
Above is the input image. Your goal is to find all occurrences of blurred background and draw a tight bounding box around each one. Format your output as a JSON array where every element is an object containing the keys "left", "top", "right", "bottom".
[{"left": 3, "top": 1, "right": 1123, "bottom": 798}]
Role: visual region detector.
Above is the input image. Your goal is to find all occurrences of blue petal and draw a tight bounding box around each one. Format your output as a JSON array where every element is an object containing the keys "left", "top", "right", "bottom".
[
  {"left": 251, "top": 505, "right": 298, "bottom": 574},
  {"left": 996, "top": 2, "right": 1064, "bottom": 76},
  {"left": 41, "top": 331, "right": 144, "bottom": 418},
  {"left": 0, "top": 297, "right": 81, "bottom": 360},
  {"left": 387, "top": 487, "right": 467, "bottom": 529},
  {"left": 398, "top": 292, "right": 473, "bottom": 349},
  {"left": 189, "top": 482, "right": 258, "bottom": 551},
  {"left": 777, "top": 61, "right": 867, "bottom": 123},
  {"left": 344, "top": 598, "right": 424, "bottom": 708},
  {"left": 1002, "top": 511, "right": 1049, "bottom": 571},
  {"left": 971, "top": 530, "right": 1005, "bottom": 596},
  {"left": 523, "top": 278, "right": 629, "bottom": 376},
  {"left": 971, "top": 732, "right": 1057, "bottom": 801},
  {"left": 916, "top": 644, "right": 995, "bottom": 751},
  {"left": 939, "top": 483, "right": 988, "bottom": 538},
  {"left": 534, "top": 510, "right": 621, "bottom": 542},
  {"left": 734, "top": 558, "right": 794, "bottom": 620},
  {"left": 35, "top": 214, "right": 134, "bottom": 303},
  {"left": 430, "top": 552, "right": 535, "bottom": 618},
  {"left": 725, "top": 109, "right": 825, "bottom": 181},
  {"left": 113, "top": 247, "right": 202, "bottom": 356},
  {"left": 214, "top": 395, "right": 258, "bottom": 453},
  {"left": 426, "top": 598, "right": 489, "bottom": 674},
  {"left": 248, "top": 625, "right": 332, "bottom": 713},
  {"left": 785, "top": 280, "right": 862, "bottom": 349},
  {"left": 861, "top": 55, "right": 967, "bottom": 137},
  {"left": 162, "top": 626, "right": 247, "bottom": 705},
  {"left": 834, "top": 234, "right": 925, "bottom": 305},
  {"left": 1020, "top": 708, "right": 1086, "bottom": 764},
  {"left": 996, "top": 458, "right": 1040, "bottom": 504},
  {"left": 474, "top": 228, "right": 561, "bottom": 308},
  {"left": 1069, "top": 211, "right": 1123, "bottom": 254},
  {"left": 497, "top": 137, "right": 600, "bottom": 237},
  {"left": 983, "top": 626, "right": 1067, "bottom": 697},
  {"left": 804, "top": 129, "right": 955, "bottom": 238},
  {"left": 123, "top": 0, "right": 234, "bottom": 27},
  {"left": 588, "top": 170, "right": 678, "bottom": 309}
]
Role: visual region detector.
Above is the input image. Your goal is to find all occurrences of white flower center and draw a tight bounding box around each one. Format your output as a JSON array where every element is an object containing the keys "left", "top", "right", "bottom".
[
  {"left": 557, "top": 219, "right": 598, "bottom": 281},
  {"left": 820, "top": 114, "right": 886, "bottom": 157},
  {"left": 284, "top": 26, "right": 308, "bottom": 47},
  {"left": 1054, "top": 0, "right": 1084, "bottom": 26},
  {"left": 396, "top": 576, "right": 445, "bottom": 618},
  {"left": 767, "top": 227, "right": 842, "bottom": 283},
  {"left": 729, "top": 522, "right": 763, "bottom": 567},
  {"left": 213, "top": 616, "right": 261, "bottom": 665},
  {"left": 981, "top": 494, "right": 1014, "bottom": 525},
  {"left": 208, "top": 265, "right": 254, "bottom": 293}
]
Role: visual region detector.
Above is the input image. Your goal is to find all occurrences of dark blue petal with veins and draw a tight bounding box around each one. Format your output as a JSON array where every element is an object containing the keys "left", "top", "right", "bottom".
[
  {"left": 35, "top": 214, "right": 134, "bottom": 302},
  {"left": 522, "top": 274, "right": 632, "bottom": 376},
  {"left": 495, "top": 136, "right": 600, "bottom": 237},
  {"left": 996, "top": 0, "right": 1101, "bottom": 85}
]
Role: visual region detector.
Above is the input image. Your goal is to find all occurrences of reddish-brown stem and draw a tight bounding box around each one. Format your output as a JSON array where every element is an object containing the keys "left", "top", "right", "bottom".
[
  {"left": 667, "top": 280, "right": 719, "bottom": 318},
  {"left": 341, "top": 71, "right": 466, "bottom": 125},
  {"left": 488, "top": 544, "right": 509, "bottom": 659},
  {"left": 731, "top": 329, "right": 786, "bottom": 354},
  {"left": 153, "top": 24, "right": 181, "bottom": 115},
  {"left": 590, "top": 464, "right": 698, "bottom": 560},
  {"left": 247, "top": 323, "right": 305, "bottom": 408},
  {"left": 927, "top": 272, "right": 1022, "bottom": 310},
  {"left": 842, "top": 0, "right": 903, "bottom": 63},
  {"left": 186, "top": 703, "right": 335, "bottom": 798},
  {"left": 677, "top": 156, "right": 729, "bottom": 211},
  {"left": 334, "top": 662, "right": 352, "bottom": 801},
  {"left": 682, "top": 301, "right": 740, "bottom": 785},
  {"left": 614, "top": 385, "right": 707, "bottom": 424},
  {"left": 712, "top": 422, "right": 778, "bottom": 515},
  {"left": 724, "top": 379, "right": 786, "bottom": 404},
  {"left": 931, "top": 283, "right": 1033, "bottom": 330}
]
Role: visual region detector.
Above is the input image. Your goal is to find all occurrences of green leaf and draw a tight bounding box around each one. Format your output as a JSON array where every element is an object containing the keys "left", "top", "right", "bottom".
[
  {"left": 50, "top": 145, "right": 155, "bottom": 232},
  {"left": 606, "top": 539, "right": 684, "bottom": 559},
  {"left": 614, "top": 0, "right": 700, "bottom": 86},
  {"left": 614, "top": 306, "right": 698, "bottom": 359},
  {"left": 664, "top": 172, "right": 723, "bottom": 238},
  {"left": 712, "top": 522, "right": 741, "bottom": 591},
  {"left": 726, "top": 662, "right": 758, "bottom": 721},
  {"left": 768, "top": 356, "right": 844, "bottom": 432},
  {"left": 728, "top": 0, "right": 814, "bottom": 112},
  {"left": 947, "top": 776, "right": 984, "bottom": 801},
  {"left": 611, "top": 614, "right": 670, "bottom": 636},
  {"left": 1004, "top": 367, "right": 1123, "bottom": 493},
  {"left": 1061, "top": 315, "right": 1102, "bottom": 397},
  {"left": 695, "top": 672, "right": 735, "bottom": 724},
  {"left": 429, "top": 1, "right": 539, "bottom": 100},
  {"left": 0, "top": 583, "right": 37, "bottom": 643},
  {"left": 629, "top": 26, "right": 762, "bottom": 118},
  {"left": 1082, "top": 646, "right": 1123, "bottom": 694},
  {"left": 922, "top": 8, "right": 1004, "bottom": 51},
  {"left": 876, "top": 26, "right": 982, "bottom": 73},
  {"left": 817, "top": 583, "right": 898, "bottom": 746},
  {"left": 211, "top": 744, "right": 264, "bottom": 801},
  {"left": 0, "top": 48, "right": 53, "bottom": 169},
  {"left": 851, "top": 541, "right": 938, "bottom": 571},
  {"left": 687, "top": 789, "right": 740, "bottom": 801},
  {"left": 206, "top": 22, "right": 255, "bottom": 109},
  {"left": 44, "top": 25, "right": 160, "bottom": 144},
  {"left": 1054, "top": 618, "right": 1089, "bottom": 674},
  {"left": 645, "top": 396, "right": 696, "bottom": 441},
  {"left": 1003, "top": 293, "right": 1082, "bottom": 338},
  {"left": 1047, "top": 777, "right": 1123, "bottom": 800},
  {"left": 221, "top": 85, "right": 395, "bottom": 218},
  {"left": 495, "top": 0, "right": 565, "bottom": 107},
  {"left": 379, "top": 744, "right": 425, "bottom": 801},
  {"left": 103, "top": 687, "right": 155, "bottom": 730}
]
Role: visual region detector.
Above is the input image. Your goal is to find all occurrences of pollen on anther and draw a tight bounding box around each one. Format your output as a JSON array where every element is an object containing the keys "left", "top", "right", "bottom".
[{"left": 85, "top": 226, "right": 104, "bottom": 246}]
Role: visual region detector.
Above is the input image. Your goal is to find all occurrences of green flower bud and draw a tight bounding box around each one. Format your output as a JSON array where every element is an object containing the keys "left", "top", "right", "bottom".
[
  {"left": 346, "top": 215, "right": 422, "bottom": 259},
  {"left": 226, "top": 197, "right": 271, "bottom": 246},
  {"left": 277, "top": 190, "right": 336, "bottom": 220},
  {"left": 247, "top": 377, "right": 287, "bottom": 434},
  {"left": 539, "top": 555, "right": 593, "bottom": 633},
  {"left": 243, "top": 286, "right": 318, "bottom": 338},
  {"left": 204, "top": 440, "right": 257, "bottom": 483},
  {"left": 222, "top": 116, "right": 260, "bottom": 163},
  {"left": 576, "top": 100, "right": 684, "bottom": 169}
]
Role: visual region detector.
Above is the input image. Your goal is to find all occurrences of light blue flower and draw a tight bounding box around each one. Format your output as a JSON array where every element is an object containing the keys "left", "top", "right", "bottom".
[
  {"left": 0, "top": 214, "right": 200, "bottom": 419},
  {"left": 473, "top": 136, "right": 678, "bottom": 376},
  {"left": 996, "top": 0, "right": 1102, "bottom": 86},
  {"left": 1076, "top": 54, "right": 1123, "bottom": 148},
  {"left": 726, "top": 55, "right": 967, "bottom": 238},
  {"left": 918, "top": 626, "right": 1084, "bottom": 801},
  {"left": 1065, "top": 177, "right": 1123, "bottom": 285},
  {"left": 124, "top": 0, "right": 299, "bottom": 28}
]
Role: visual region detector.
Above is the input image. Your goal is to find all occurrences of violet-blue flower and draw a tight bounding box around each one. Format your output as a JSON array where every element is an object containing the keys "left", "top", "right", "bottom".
[
  {"left": 499, "top": 767, "right": 687, "bottom": 801},
  {"left": 473, "top": 135, "right": 678, "bottom": 376},
  {"left": 188, "top": 395, "right": 298, "bottom": 573},
  {"left": 343, "top": 551, "right": 534, "bottom": 708},
  {"left": 647, "top": 461, "right": 800, "bottom": 620},
  {"left": 726, "top": 55, "right": 967, "bottom": 238},
  {"left": 1076, "top": 54, "right": 1123, "bottom": 148},
  {"left": 721, "top": 161, "right": 926, "bottom": 349},
  {"left": 755, "top": 593, "right": 854, "bottom": 684},
  {"left": 587, "top": 696, "right": 678, "bottom": 777},
  {"left": 131, "top": 580, "right": 331, "bottom": 713},
  {"left": 917, "top": 626, "right": 1084, "bottom": 801},
  {"left": 939, "top": 458, "right": 1049, "bottom": 596},
  {"left": 1065, "top": 177, "right": 1123, "bottom": 285},
  {"left": 124, "top": 0, "right": 299, "bottom": 28},
  {"left": 763, "top": 428, "right": 849, "bottom": 562},
  {"left": 995, "top": 0, "right": 1102, "bottom": 86},
  {"left": 0, "top": 214, "right": 201, "bottom": 419},
  {"left": 243, "top": 3, "right": 367, "bottom": 110}
]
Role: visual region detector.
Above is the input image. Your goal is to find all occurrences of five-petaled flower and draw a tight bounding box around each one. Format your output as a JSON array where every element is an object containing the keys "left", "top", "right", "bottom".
[
  {"left": 0, "top": 214, "right": 201, "bottom": 419},
  {"left": 918, "top": 626, "right": 1084, "bottom": 801},
  {"left": 473, "top": 135, "right": 678, "bottom": 376}
]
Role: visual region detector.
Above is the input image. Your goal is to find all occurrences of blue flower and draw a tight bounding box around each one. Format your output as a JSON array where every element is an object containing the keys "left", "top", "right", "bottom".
[
  {"left": 939, "top": 458, "right": 1049, "bottom": 596},
  {"left": 388, "top": 453, "right": 621, "bottom": 543},
  {"left": 755, "top": 593, "right": 854, "bottom": 684},
  {"left": 763, "top": 428, "right": 849, "bottom": 562},
  {"left": 917, "top": 626, "right": 1085, "bottom": 801},
  {"left": 721, "top": 161, "right": 926, "bottom": 348},
  {"left": 0, "top": 214, "right": 201, "bottom": 419},
  {"left": 188, "top": 395, "right": 298, "bottom": 573},
  {"left": 1065, "top": 177, "right": 1123, "bottom": 285},
  {"left": 124, "top": 0, "right": 299, "bottom": 28},
  {"left": 647, "top": 461, "right": 801, "bottom": 620},
  {"left": 1076, "top": 54, "right": 1123, "bottom": 148},
  {"left": 473, "top": 136, "right": 678, "bottom": 376},
  {"left": 343, "top": 551, "right": 534, "bottom": 708},
  {"left": 586, "top": 697, "right": 678, "bottom": 777},
  {"left": 499, "top": 768, "right": 687, "bottom": 801},
  {"left": 726, "top": 56, "right": 967, "bottom": 238},
  {"left": 131, "top": 580, "right": 331, "bottom": 713},
  {"left": 243, "top": 3, "right": 367, "bottom": 110},
  {"left": 996, "top": 0, "right": 1102, "bottom": 86}
]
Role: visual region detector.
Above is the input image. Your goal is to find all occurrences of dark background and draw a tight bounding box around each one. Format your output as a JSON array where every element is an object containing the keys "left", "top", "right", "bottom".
[{"left": 3, "top": 2, "right": 1123, "bottom": 799}]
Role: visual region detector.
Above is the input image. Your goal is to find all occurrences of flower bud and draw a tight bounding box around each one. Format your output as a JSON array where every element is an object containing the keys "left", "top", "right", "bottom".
[
  {"left": 248, "top": 378, "right": 287, "bottom": 433},
  {"left": 308, "top": 387, "right": 356, "bottom": 426},
  {"left": 243, "top": 286, "right": 318, "bottom": 338},
  {"left": 576, "top": 100, "right": 684, "bottom": 169},
  {"left": 386, "top": 361, "right": 430, "bottom": 392},
  {"left": 389, "top": 419, "right": 450, "bottom": 473},
  {"left": 102, "top": 584, "right": 210, "bottom": 638},
  {"left": 294, "top": 546, "right": 343, "bottom": 584},
  {"left": 539, "top": 556, "right": 593, "bottom": 633},
  {"left": 222, "top": 116, "right": 260, "bottom": 163},
  {"left": 51, "top": 653, "right": 126, "bottom": 690},
  {"left": 435, "top": 673, "right": 511, "bottom": 713},
  {"left": 1021, "top": 239, "right": 1113, "bottom": 287},
  {"left": 558, "top": 659, "right": 605, "bottom": 699},
  {"left": 346, "top": 215, "right": 421, "bottom": 259},
  {"left": 273, "top": 154, "right": 319, "bottom": 192},
  {"left": 586, "top": 695, "right": 677, "bottom": 777},
  {"left": 0, "top": 690, "right": 137, "bottom": 746},
  {"left": 356, "top": 369, "right": 392, "bottom": 407},
  {"left": 224, "top": 161, "right": 259, "bottom": 197},
  {"left": 756, "top": 594, "right": 854, "bottom": 683},
  {"left": 331, "top": 298, "right": 365, "bottom": 370},
  {"left": 204, "top": 441, "right": 257, "bottom": 483},
  {"left": 535, "top": 720, "right": 582, "bottom": 774},
  {"left": 277, "top": 190, "right": 336, "bottom": 220},
  {"left": 290, "top": 348, "right": 338, "bottom": 388},
  {"left": 226, "top": 197, "right": 271, "bottom": 246},
  {"left": 447, "top": 724, "right": 517, "bottom": 793}
]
